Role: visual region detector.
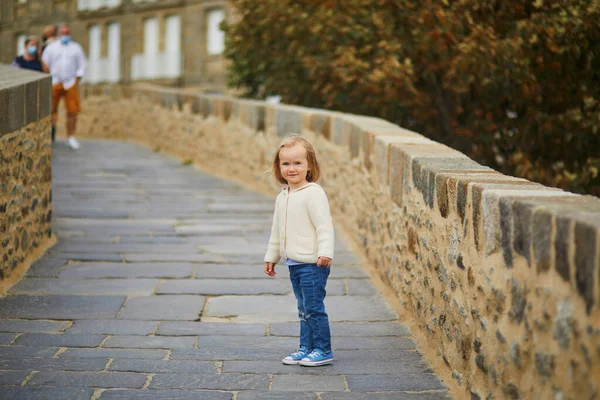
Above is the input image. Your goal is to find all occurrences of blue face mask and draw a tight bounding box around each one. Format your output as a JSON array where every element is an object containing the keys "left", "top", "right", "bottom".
[
  {"left": 60, "top": 35, "right": 71, "bottom": 45},
  {"left": 27, "top": 46, "right": 37, "bottom": 55}
]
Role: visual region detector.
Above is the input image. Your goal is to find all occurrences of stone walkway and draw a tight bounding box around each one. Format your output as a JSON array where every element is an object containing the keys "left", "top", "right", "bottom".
[{"left": 0, "top": 140, "right": 450, "bottom": 400}]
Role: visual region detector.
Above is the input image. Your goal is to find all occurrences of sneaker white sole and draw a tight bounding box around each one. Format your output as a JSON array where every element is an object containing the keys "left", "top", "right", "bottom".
[
  {"left": 282, "top": 359, "right": 302, "bottom": 365},
  {"left": 299, "top": 358, "right": 333, "bottom": 367}
]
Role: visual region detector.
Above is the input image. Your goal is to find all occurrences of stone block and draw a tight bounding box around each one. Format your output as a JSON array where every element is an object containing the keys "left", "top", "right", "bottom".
[
  {"left": 511, "top": 200, "right": 537, "bottom": 266},
  {"left": 59, "top": 348, "right": 168, "bottom": 359},
  {"left": 0, "top": 332, "right": 16, "bottom": 344},
  {"left": 374, "top": 136, "right": 425, "bottom": 187},
  {"left": 555, "top": 216, "right": 572, "bottom": 283},
  {"left": 0, "top": 346, "right": 59, "bottom": 358},
  {"left": 0, "top": 295, "right": 125, "bottom": 319},
  {"left": 237, "top": 100, "right": 265, "bottom": 132},
  {"left": 307, "top": 110, "right": 331, "bottom": 139},
  {"left": 0, "top": 371, "right": 33, "bottom": 385},
  {"left": 346, "top": 374, "right": 445, "bottom": 391},
  {"left": 118, "top": 295, "right": 205, "bottom": 321},
  {"left": 27, "top": 371, "right": 147, "bottom": 388},
  {"left": 321, "top": 393, "right": 451, "bottom": 400},
  {"left": 14, "top": 333, "right": 105, "bottom": 347},
  {"left": 0, "top": 356, "right": 108, "bottom": 371},
  {"left": 331, "top": 114, "right": 346, "bottom": 147},
  {"left": 238, "top": 393, "right": 316, "bottom": 400},
  {"left": 499, "top": 198, "right": 515, "bottom": 267},
  {"left": 25, "top": 79, "right": 39, "bottom": 125},
  {"left": 66, "top": 320, "right": 157, "bottom": 335},
  {"left": 109, "top": 359, "right": 217, "bottom": 374},
  {"left": 157, "top": 279, "right": 290, "bottom": 295},
  {"left": 0, "top": 84, "right": 25, "bottom": 135},
  {"left": 389, "top": 144, "right": 409, "bottom": 206},
  {"left": 102, "top": 390, "right": 232, "bottom": 400},
  {"left": 0, "top": 320, "right": 68, "bottom": 333},
  {"left": 273, "top": 105, "right": 304, "bottom": 136},
  {"left": 0, "top": 387, "right": 93, "bottom": 400},
  {"left": 149, "top": 373, "right": 269, "bottom": 390},
  {"left": 39, "top": 76, "right": 52, "bottom": 118},
  {"left": 123, "top": 253, "right": 226, "bottom": 263},
  {"left": 156, "top": 322, "right": 265, "bottom": 336},
  {"left": 103, "top": 335, "right": 196, "bottom": 349},
  {"left": 574, "top": 222, "right": 597, "bottom": 313},
  {"left": 170, "top": 346, "right": 292, "bottom": 361},
  {"left": 532, "top": 209, "right": 553, "bottom": 273},
  {"left": 59, "top": 262, "right": 194, "bottom": 278},
  {"left": 272, "top": 375, "right": 345, "bottom": 391},
  {"left": 10, "top": 278, "right": 159, "bottom": 296}
]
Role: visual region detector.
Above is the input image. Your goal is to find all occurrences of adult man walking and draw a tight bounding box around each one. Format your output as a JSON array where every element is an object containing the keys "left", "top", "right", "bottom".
[{"left": 42, "top": 24, "right": 86, "bottom": 148}]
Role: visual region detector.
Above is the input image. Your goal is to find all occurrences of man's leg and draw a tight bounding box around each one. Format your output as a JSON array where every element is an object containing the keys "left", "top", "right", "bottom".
[
  {"left": 51, "top": 84, "right": 63, "bottom": 142},
  {"left": 66, "top": 114, "right": 77, "bottom": 138},
  {"left": 51, "top": 113, "right": 58, "bottom": 142},
  {"left": 65, "top": 84, "right": 81, "bottom": 149}
]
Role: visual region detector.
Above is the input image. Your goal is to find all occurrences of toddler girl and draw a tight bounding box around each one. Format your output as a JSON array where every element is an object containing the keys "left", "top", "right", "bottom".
[{"left": 264, "top": 135, "right": 335, "bottom": 367}]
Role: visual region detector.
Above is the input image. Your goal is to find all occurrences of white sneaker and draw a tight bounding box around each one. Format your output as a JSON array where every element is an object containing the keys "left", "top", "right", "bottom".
[{"left": 68, "top": 136, "right": 80, "bottom": 150}]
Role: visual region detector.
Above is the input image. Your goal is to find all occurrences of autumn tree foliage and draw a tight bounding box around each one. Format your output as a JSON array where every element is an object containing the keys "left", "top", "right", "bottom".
[{"left": 223, "top": 0, "right": 600, "bottom": 195}]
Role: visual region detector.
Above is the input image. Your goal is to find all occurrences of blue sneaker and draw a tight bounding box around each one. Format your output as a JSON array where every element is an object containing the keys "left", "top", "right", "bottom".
[
  {"left": 282, "top": 347, "right": 310, "bottom": 365},
  {"left": 299, "top": 349, "right": 333, "bottom": 366}
]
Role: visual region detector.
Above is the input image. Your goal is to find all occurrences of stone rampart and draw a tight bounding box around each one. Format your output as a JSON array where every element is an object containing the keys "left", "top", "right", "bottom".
[
  {"left": 75, "top": 83, "right": 600, "bottom": 400},
  {"left": 0, "top": 64, "right": 54, "bottom": 293}
]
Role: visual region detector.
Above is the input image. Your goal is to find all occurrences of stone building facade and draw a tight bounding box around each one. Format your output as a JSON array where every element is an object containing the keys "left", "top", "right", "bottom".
[{"left": 0, "top": 0, "right": 230, "bottom": 92}]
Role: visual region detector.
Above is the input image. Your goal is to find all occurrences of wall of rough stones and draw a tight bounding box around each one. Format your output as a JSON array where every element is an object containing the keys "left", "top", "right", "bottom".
[
  {"left": 0, "top": 65, "right": 54, "bottom": 293},
  {"left": 75, "top": 83, "right": 600, "bottom": 400}
]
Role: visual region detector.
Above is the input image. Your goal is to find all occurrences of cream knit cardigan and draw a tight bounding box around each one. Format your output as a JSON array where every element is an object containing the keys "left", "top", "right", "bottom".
[{"left": 264, "top": 183, "right": 335, "bottom": 264}]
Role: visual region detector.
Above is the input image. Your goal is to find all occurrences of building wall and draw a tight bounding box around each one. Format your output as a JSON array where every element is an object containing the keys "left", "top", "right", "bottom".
[{"left": 0, "top": 0, "right": 229, "bottom": 91}]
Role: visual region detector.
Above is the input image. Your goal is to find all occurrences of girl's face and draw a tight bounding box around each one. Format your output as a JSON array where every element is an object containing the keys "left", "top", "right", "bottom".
[{"left": 279, "top": 143, "right": 310, "bottom": 190}]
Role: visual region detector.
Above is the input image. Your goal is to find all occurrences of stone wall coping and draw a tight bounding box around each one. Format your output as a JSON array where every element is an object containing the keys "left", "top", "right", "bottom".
[{"left": 0, "top": 64, "right": 52, "bottom": 136}]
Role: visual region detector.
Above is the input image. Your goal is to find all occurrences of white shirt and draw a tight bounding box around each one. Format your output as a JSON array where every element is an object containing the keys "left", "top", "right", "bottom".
[
  {"left": 264, "top": 183, "right": 335, "bottom": 264},
  {"left": 42, "top": 40, "right": 87, "bottom": 89}
]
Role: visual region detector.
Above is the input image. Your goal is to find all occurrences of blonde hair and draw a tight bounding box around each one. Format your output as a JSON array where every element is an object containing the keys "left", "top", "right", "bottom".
[{"left": 272, "top": 135, "right": 321, "bottom": 185}]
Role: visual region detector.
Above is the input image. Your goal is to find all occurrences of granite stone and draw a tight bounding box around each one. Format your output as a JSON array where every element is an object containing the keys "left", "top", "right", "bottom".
[
  {"left": 27, "top": 371, "right": 147, "bottom": 388},
  {"left": 0, "top": 295, "right": 125, "bottom": 319},
  {"left": 103, "top": 335, "right": 196, "bottom": 349},
  {"left": 0, "top": 387, "right": 93, "bottom": 400},
  {"left": 149, "top": 373, "right": 269, "bottom": 390},
  {"left": 118, "top": 296, "right": 205, "bottom": 321}
]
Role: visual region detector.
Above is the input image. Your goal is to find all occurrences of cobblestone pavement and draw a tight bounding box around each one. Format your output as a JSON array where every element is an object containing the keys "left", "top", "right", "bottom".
[{"left": 0, "top": 140, "right": 451, "bottom": 400}]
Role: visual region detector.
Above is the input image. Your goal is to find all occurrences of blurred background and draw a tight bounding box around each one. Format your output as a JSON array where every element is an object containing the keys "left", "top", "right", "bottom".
[{"left": 1, "top": 0, "right": 598, "bottom": 196}]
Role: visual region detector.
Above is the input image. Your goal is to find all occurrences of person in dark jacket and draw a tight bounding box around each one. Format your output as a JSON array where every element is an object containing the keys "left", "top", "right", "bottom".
[{"left": 12, "top": 36, "right": 43, "bottom": 72}]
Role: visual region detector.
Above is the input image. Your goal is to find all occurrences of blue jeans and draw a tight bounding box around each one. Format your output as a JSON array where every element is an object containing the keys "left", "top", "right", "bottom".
[{"left": 288, "top": 263, "right": 332, "bottom": 353}]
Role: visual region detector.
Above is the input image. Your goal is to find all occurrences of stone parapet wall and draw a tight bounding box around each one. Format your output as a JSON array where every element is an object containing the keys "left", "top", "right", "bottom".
[
  {"left": 78, "top": 83, "right": 600, "bottom": 400},
  {"left": 0, "top": 65, "right": 54, "bottom": 293}
]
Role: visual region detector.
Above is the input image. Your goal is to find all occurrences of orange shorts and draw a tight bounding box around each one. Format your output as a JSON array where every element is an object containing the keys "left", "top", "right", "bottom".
[{"left": 52, "top": 83, "right": 81, "bottom": 114}]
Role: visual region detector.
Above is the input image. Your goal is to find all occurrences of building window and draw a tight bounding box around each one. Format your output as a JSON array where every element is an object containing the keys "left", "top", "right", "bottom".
[
  {"left": 86, "top": 22, "right": 121, "bottom": 83},
  {"left": 16, "top": 34, "right": 26, "bottom": 56},
  {"left": 207, "top": 9, "right": 225, "bottom": 55},
  {"left": 131, "top": 15, "right": 182, "bottom": 80},
  {"left": 164, "top": 15, "right": 181, "bottom": 77}
]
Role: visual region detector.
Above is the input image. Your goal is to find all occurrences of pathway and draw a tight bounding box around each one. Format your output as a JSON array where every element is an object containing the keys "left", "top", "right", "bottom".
[{"left": 0, "top": 139, "right": 451, "bottom": 399}]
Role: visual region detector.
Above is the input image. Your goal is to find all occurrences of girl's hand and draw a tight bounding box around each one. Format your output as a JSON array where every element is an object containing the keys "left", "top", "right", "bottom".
[
  {"left": 264, "top": 262, "right": 276, "bottom": 276},
  {"left": 317, "top": 257, "right": 332, "bottom": 267}
]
